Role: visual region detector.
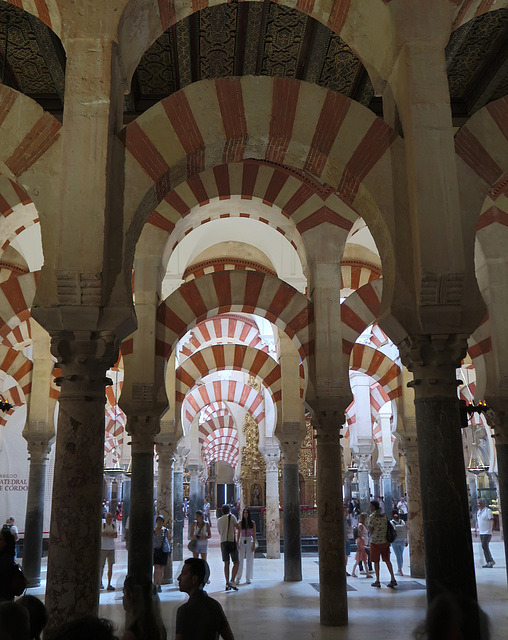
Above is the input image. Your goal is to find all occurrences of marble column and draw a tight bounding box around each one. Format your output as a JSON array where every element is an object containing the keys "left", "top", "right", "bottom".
[
  {"left": 156, "top": 439, "right": 176, "bottom": 583},
  {"left": 401, "top": 335, "right": 479, "bottom": 637},
  {"left": 401, "top": 439, "right": 425, "bottom": 578},
  {"left": 263, "top": 446, "right": 281, "bottom": 559},
  {"left": 357, "top": 454, "right": 371, "bottom": 514},
  {"left": 468, "top": 474, "right": 478, "bottom": 526},
  {"left": 122, "top": 478, "right": 131, "bottom": 543},
  {"left": 22, "top": 437, "right": 53, "bottom": 587},
  {"left": 313, "top": 406, "right": 348, "bottom": 627},
  {"left": 280, "top": 440, "right": 302, "bottom": 581},
  {"left": 380, "top": 465, "right": 393, "bottom": 514},
  {"left": 44, "top": 333, "right": 119, "bottom": 629},
  {"left": 391, "top": 470, "right": 400, "bottom": 504},
  {"left": 173, "top": 451, "right": 186, "bottom": 561},
  {"left": 188, "top": 465, "right": 201, "bottom": 536},
  {"left": 127, "top": 416, "right": 159, "bottom": 584},
  {"left": 104, "top": 477, "right": 113, "bottom": 509}
]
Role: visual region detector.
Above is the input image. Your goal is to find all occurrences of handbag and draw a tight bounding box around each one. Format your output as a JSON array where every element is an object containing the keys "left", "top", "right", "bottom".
[
  {"left": 162, "top": 530, "right": 171, "bottom": 554},
  {"left": 187, "top": 538, "right": 198, "bottom": 552}
]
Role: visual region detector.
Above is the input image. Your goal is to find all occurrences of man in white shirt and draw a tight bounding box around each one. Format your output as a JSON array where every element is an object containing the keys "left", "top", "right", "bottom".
[
  {"left": 475, "top": 499, "right": 495, "bottom": 568},
  {"left": 397, "top": 496, "right": 408, "bottom": 522},
  {"left": 217, "top": 505, "right": 239, "bottom": 591},
  {"left": 100, "top": 512, "right": 117, "bottom": 589}
]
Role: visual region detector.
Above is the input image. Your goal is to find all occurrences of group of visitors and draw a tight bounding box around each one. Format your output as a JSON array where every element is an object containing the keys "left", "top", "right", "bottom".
[{"left": 346, "top": 499, "right": 408, "bottom": 586}]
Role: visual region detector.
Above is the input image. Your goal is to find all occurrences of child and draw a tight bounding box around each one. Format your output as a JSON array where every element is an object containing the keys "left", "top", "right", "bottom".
[{"left": 351, "top": 513, "right": 371, "bottom": 578}]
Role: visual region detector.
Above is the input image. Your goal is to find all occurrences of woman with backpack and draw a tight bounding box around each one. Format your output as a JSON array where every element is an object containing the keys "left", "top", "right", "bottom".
[{"left": 390, "top": 509, "right": 408, "bottom": 576}]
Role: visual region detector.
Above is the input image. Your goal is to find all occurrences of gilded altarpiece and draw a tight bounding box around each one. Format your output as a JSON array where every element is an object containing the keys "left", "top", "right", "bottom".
[
  {"left": 278, "top": 415, "right": 316, "bottom": 507},
  {"left": 240, "top": 412, "right": 266, "bottom": 506}
]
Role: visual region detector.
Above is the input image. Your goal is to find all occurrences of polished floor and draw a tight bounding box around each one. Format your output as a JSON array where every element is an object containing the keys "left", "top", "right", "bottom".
[{"left": 29, "top": 526, "right": 507, "bottom": 640}]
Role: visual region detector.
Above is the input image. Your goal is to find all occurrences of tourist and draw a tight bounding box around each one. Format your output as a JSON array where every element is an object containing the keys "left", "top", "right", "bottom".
[
  {"left": 0, "top": 529, "right": 16, "bottom": 602},
  {"left": 475, "top": 499, "right": 495, "bottom": 568},
  {"left": 235, "top": 508, "right": 256, "bottom": 585},
  {"left": 397, "top": 495, "right": 408, "bottom": 522},
  {"left": 153, "top": 516, "right": 170, "bottom": 593},
  {"left": 100, "top": 512, "right": 117, "bottom": 591},
  {"left": 203, "top": 498, "right": 211, "bottom": 529},
  {"left": 176, "top": 558, "right": 235, "bottom": 640},
  {"left": 17, "top": 595, "right": 48, "bottom": 640},
  {"left": 351, "top": 512, "right": 371, "bottom": 579},
  {"left": 217, "top": 505, "right": 239, "bottom": 591},
  {"left": 190, "top": 510, "right": 211, "bottom": 562},
  {"left": 122, "top": 575, "right": 167, "bottom": 640},
  {"left": 368, "top": 499, "right": 397, "bottom": 588},
  {"left": 390, "top": 509, "right": 408, "bottom": 576}
]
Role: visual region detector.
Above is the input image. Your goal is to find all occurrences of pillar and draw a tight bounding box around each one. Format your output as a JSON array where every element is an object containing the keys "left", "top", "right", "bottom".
[
  {"left": 104, "top": 477, "right": 113, "bottom": 509},
  {"left": 313, "top": 404, "right": 348, "bottom": 626},
  {"left": 380, "top": 465, "right": 393, "bottom": 514},
  {"left": 22, "top": 437, "right": 53, "bottom": 587},
  {"left": 263, "top": 445, "right": 281, "bottom": 559},
  {"left": 156, "top": 439, "right": 177, "bottom": 583},
  {"left": 371, "top": 468, "right": 381, "bottom": 500},
  {"left": 280, "top": 439, "right": 302, "bottom": 581},
  {"left": 401, "top": 335, "right": 479, "bottom": 636},
  {"left": 391, "top": 470, "right": 400, "bottom": 504},
  {"left": 188, "top": 464, "right": 201, "bottom": 534},
  {"left": 44, "top": 332, "right": 120, "bottom": 629},
  {"left": 403, "top": 442, "right": 425, "bottom": 578},
  {"left": 127, "top": 416, "right": 159, "bottom": 584},
  {"left": 173, "top": 450, "right": 187, "bottom": 561},
  {"left": 357, "top": 454, "right": 371, "bottom": 514}
]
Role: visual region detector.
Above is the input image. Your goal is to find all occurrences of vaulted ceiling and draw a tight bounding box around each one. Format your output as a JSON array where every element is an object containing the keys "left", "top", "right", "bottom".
[{"left": 1, "top": 3, "right": 508, "bottom": 124}]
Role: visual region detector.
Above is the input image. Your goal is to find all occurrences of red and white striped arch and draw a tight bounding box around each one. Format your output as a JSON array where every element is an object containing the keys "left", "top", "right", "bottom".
[
  {"left": 350, "top": 343, "right": 401, "bottom": 401},
  {"left": 468, "top": 314, "right": 492, "bottom": 399},
  {"left": 156, "top": 271, "right": 313, "bottom": 369},
  {"left": 370, "top": 381, "right": 391, "bottom": 422},
  {"left": 0, "top": 384, "right": 22, "bottom": 427},
  {"left": 123, "top": 77, "right": 399, "bottom": 240},
  {"left": 0, "top": 272, "right": 39, "bottom": 348},
  {"left": 341, "top": 259, "right": 381, "bottom": 294},
  {"left": 0, "top": 345, "right": 32, "bottom": 403},
  {"left": 182, "top": 380, "right": 265, "bottom": 433},
  {"left": 105, "top": 372, "right": 125, "bottom": 466},
  {"left": 146, "top": 160, "right": 357, "bottom": 259},
  {"left": 0, "top": 176, "right": 38, "bottom": 253},
  {"left": 341, "top": 279, "right": 383, "bottom": 355},
  {"left": 0, "top": 86, "right": 61, "bottom": 186},
  {"left": 455, "top": 95, "right": 508, "bottom": 228},
  {"left": 176, "top": 344, "right": 282, "bottom": 403},
  {"left": 178, "top": 315, "right": 264, "bottom": 361},
  {"left": 201, "top": 402, "right": 230, "bottom": 422},
  {"left": 202, "top": 427, "right": 240, "bottom": 468},
  {"left": 198, "top": 414, "right": 236, "bottom": 444},
  {"left": 183, "top": 258, "right": 276, "bottom": 282}
]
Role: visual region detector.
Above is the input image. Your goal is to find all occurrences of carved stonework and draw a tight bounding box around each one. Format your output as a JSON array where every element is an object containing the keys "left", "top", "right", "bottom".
[{"left": 240, "top": 412, "right": 266, "bottom": 506}]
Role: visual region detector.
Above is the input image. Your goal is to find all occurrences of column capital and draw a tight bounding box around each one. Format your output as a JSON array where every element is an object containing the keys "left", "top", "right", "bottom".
[
  {"left": 356, "top": 453, "right": 371, "bottom": 473},
  {"left": 279, "top": 440, "right": 301, "bottom": 465},
  {"left": 263, "top": 446, "right": 280, "bottom": 473},
  {"left": 24, "top": 435, "right": 53, "bottom": 464},
  {"left": 399, "top": 334, "right": 468, "bottom": 399},
  {"left": 483, "top": 399, "right": 508, "bottom": 446},
  {"left": 127, "top": 414, "right": 161, "bottom": 454}
]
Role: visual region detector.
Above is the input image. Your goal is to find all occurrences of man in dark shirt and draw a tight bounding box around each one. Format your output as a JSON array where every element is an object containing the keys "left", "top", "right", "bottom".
[{"left": 176, "top": 558, "right": 235, "bottom": 640}]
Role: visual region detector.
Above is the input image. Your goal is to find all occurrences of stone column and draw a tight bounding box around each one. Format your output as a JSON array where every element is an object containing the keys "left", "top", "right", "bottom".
[
  {"left": 263, "top": 446, "right": 281, "bottom": 559},
  {"left": 22, "top": 437, "right": 53, "bottom": 587},
  {"left": 127, "top": 416, "right": 159, "bottom": 584},
  {"left": 380, "top": 465, "right": 394, "bottom": 513},
  {"left": 188, "top": 465, "right": 201, "bottom": 535},
  {"left": 391, "top": 470, "right": 400, "bottom": 503},
  {"left": 313, "top": 404, "right": 348, "bottom": 627},
  {"left": 280, "top": 439, "right": 302, "bottom": 581},
  {"left": 401, "top": 335, "right": 479, "bottom": 635},
  {"left": 104, "top": 477, "right": 113, "bottom": 508},
  {"left": 173, "top": 450, "right": 187, "bottom": 561},
  {"left": 44, "top": 332, "right": 119, "bottom": 628},
  {"left": 357, "top": 454, "right": 371, "bottom": 514},
  {"left": 371, "top": 468, "right": 381, "bottom": 499},
  {"left": 156, "top": 439, "right": 177, "bottom": 583},
  {"left": 485, "top": 400, "right": 508, "bottom": 581}
]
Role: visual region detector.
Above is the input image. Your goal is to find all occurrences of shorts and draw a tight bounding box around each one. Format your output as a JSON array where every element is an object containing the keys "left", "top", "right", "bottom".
[
  {"left": 370, "top": 542, "right": 390, "bottom": 563},
  {"left": 101, "top": 548, "right": 115, "bottom": 567},
  {"left": 221, "top": 540, "right": 238, "bottom": 564},
  {"left": 195, "top": 539, "right": 209, "bottom": 555}
]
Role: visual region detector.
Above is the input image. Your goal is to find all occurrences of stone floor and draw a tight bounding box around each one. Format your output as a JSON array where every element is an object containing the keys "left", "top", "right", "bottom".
[{"left": 29, "top": 528, "right": 508, "bottom": 640}]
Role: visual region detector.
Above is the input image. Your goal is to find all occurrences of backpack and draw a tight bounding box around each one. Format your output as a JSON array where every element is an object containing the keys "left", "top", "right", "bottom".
[
  {"left": 387, "top": 518, "right": 397, "bottom": 544},
  {"left": 2, "top": 523, "right": 11, "bottom": 534}
]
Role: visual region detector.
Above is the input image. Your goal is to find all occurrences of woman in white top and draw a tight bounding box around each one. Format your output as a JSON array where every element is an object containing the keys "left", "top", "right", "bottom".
[
  {"left": 190, "top": 510, "right": 211, "bottom": 561},
  {"left": 235, "top": 508, "right": 257, "bottom": 585},
  {"left": 390, "top": 509, "right": 408, "bottom": 576}
]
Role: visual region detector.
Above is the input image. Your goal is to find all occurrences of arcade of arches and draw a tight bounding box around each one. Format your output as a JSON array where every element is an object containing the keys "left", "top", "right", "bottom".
[{"left": 1, "top": 0, "right": 508, "bottom": 637}]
